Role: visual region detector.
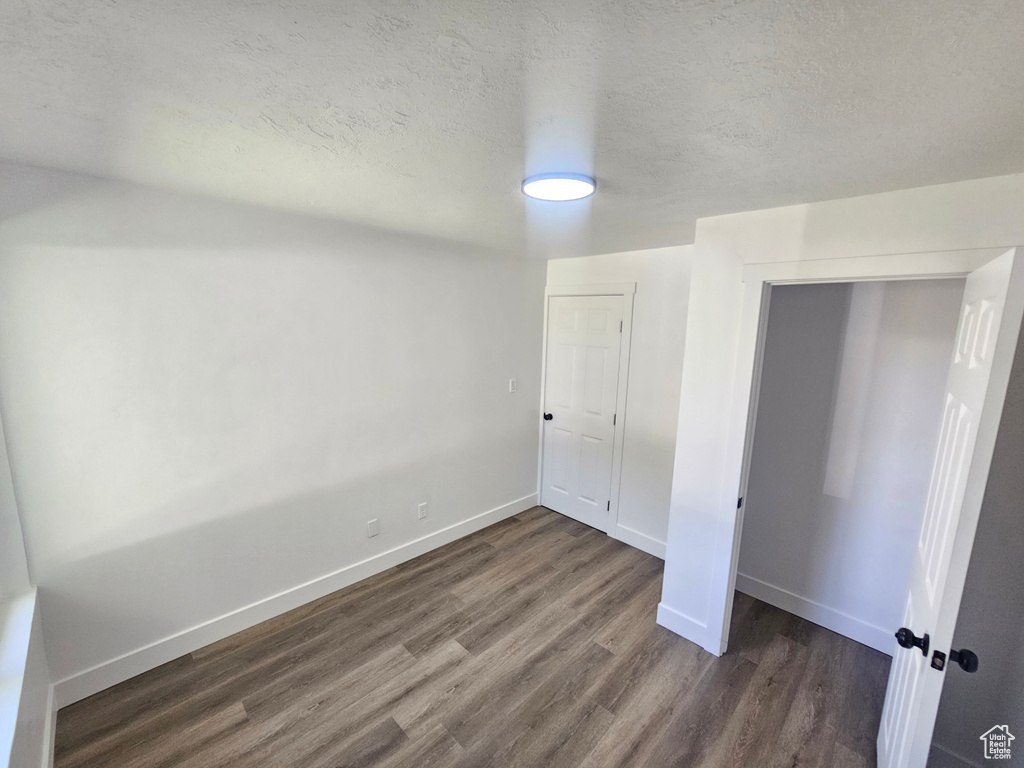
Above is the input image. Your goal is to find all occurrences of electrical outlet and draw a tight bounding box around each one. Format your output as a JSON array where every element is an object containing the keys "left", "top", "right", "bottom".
[
  {"left": 509, "top": 378, "right": 517, "bottom": 393},
  {"left": 418, "top": 502, "right": 428, "bottom": 520},
  {"left": 367, "top": 518, "right": 379, "bottom": 538}
]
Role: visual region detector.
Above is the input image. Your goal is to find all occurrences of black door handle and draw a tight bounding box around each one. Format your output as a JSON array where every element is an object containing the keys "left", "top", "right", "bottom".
[
  {"left": 543, "top": 413, "right": 553, "bottom": 421},
  {"left": 896, "top": 627, "right": 930, "bottom": 656},
  {"left": 950, "top": 648, "right": 979, "bottom": 673},
  {"left": 931, "top": 647, "right": 979, "bottom": 672}
]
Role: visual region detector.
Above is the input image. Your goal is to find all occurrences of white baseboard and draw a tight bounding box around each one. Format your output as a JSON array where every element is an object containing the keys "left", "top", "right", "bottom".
[
  {"left": 735, "top": 573, "right": 894, "bottom": 655},
  {"left": 53, "top": 493, "right": 537, "bottom": 708},
  {"left": 656, "top": 602, "right": 720, "bottom": 655},
  {"left": 612, "top": 524, "right": 666, "bottom": 560}
]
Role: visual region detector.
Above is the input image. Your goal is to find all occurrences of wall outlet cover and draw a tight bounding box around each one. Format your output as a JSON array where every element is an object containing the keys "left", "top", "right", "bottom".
[
  {"left": 418, "top": 502, "right": 428, "bottom": 520},
  {"left": 367, "top": 518, "right": 380, "bottom": 537},
  {"left": 509, "top": 378, "right": 517, "bottom": 393}
]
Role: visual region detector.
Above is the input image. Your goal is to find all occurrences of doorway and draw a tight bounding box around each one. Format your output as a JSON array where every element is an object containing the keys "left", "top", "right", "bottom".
[
  {"left": 736, "top": 278, "right": 964, "bottom": 655},
  {"left": 539, "top": 285, "right": 634, "bottom": 532},
  {"left": 712, "top": 248, "right": 1024, "bottom": 768}
]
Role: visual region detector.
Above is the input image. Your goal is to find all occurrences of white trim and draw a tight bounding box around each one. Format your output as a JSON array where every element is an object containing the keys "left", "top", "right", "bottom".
[
  {"left": 0, "top": 590, "right": 53, "bottom": 768},
  {"left": 1, "top": 590, "right": 39, "bottom": 768},
  {"left": 735, "top": 573, "right": 894, "bottom": 655},
  {"left": 52, "top": 493, "right": 537, "bottom": 708},
  {"left": 535, "top": 296, "right": 550, "bottom": 513},
  {"left": 609, "top": 293, "right": 635, "bottom": 532},
  {"left": 656, "top": 603, "right": 717, "bottom": 655},
  {"left": 40, "top": 685, "right": 55, "bottom": 768},
  {"left": 741, "top": 249, "right": 1006, "bottom": 285},
  {"left": 544, "top": 282, "right": 637, "bottom": 297},
  {"left": 611, "top": 524, "right": 665, "bottom": 560},
  {"left": 538, "top": 283, "right": 637, "bottom": 536},
  {"left": 713, "top": 281, "right": 772, "bottom": 656}
]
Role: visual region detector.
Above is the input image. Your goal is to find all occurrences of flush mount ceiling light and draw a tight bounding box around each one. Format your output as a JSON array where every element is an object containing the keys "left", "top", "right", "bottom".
[{"left": 521, "top": 173, "right": 596, "bottom": 201}]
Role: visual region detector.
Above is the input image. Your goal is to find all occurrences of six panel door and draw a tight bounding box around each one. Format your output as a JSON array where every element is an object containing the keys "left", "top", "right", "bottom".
[
  {"left": 540, "top": 295, "right": 624, "bottom": 531},
  {"left": 878, "top": 249, "right": 1024, "bottom": 768}
]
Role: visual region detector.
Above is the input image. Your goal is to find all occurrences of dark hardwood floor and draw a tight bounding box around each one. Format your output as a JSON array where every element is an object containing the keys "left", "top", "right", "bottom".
[{"left": 55, "top": 506, "right": 890, "bottom": 768}]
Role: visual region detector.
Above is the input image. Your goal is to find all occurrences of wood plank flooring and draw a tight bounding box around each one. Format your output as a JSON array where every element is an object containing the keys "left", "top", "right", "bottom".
[{"left": 55, "top": 506, "right": 890, "bottom": 768}]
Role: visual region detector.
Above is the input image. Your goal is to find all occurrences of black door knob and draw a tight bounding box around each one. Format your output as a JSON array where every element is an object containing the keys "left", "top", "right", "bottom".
[
  {"left": 543, "top": 413, "right": 553, "bottom": 421},
  {"left": 896, "top": 627, "right": 930, "bottom": 656},
  {"left": 950, "top": 648, "right": 979, "bottom": 673}
]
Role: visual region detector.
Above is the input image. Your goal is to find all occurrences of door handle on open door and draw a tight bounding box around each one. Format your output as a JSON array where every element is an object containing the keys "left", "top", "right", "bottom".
[
  {"left": 950, "top": 648, "right": 979, "bottom": 672},
  {"left": 930, "top": 647, "right": 979, "bottom": 673},
  {"left": 896, "top": 627, "right": 930, "bottom": 656},
  {"left": 543, "top": 413, "right": 553, "bottom": 420}
]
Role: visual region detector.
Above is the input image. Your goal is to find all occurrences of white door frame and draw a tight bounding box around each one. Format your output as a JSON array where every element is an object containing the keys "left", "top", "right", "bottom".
[
  {"left": 709, "top": 247, "right": 1016, "bottom": 656},
  {"left": 538, "top": 282, "right": 636, "bottom": 537}
]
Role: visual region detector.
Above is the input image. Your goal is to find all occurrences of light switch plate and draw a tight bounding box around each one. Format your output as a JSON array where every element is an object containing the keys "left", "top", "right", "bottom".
[
  {"left": 367, "top": 518, "right": 379, "bottom": 538},
  {"left": 509, "top": 378, "right": 517, "bottom": 393}
]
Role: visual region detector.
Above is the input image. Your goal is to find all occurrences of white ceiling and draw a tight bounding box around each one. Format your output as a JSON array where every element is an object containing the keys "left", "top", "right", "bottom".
[{"left": 3, "top": 0, "right": 1024, "bottom": 256}]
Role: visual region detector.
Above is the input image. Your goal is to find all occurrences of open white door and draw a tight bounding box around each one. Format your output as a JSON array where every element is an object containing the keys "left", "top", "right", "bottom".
[
  {"left": 540, "top": 295, "right": 624, "bottom": 531},
  {"left": 878, "top": 248, "right": 1024, "bottom": 768}
]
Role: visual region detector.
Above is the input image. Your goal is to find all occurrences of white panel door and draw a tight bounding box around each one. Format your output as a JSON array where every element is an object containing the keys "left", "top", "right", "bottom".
[
  {"left": 878, "top": 249, "right": 1024, "bottom": 768},
  {"left": 541, "top": 295, "right": 623, "bottom": 531}
]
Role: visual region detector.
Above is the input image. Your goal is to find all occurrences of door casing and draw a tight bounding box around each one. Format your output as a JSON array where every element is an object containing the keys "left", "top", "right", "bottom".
[
  {"left": 693, "top": 247, "right": 1024, "bottom": 768},
  {"left": 711, "top": 248, "right": 1018, "bottom": 658}
]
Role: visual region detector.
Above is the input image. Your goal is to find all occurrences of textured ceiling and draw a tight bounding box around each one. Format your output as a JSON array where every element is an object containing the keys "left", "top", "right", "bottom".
[{"left": 3, "top": 0, "right": 1024, "bottom": 256}]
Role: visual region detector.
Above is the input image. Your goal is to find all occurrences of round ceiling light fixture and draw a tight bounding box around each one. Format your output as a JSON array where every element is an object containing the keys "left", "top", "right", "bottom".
[{"left": 521, "top": 173, "right": 596, "bottom": 201}]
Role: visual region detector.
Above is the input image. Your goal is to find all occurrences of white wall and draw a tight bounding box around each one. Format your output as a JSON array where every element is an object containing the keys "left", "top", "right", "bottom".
[
  {"left": 737, "top": 280, "right": 964, "bottom": 653},
  {"left": 929, "top": 326, "right": 1024, "bottom": 768},
  {"left": 0, "top": 161, "right": 546, "bottom": 704},
  {"left": 546, "top": 247, "right": 692, "bottom": 556},
  {"left": 660, "top": 172, "right": 1024, "bottom": 654}
]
